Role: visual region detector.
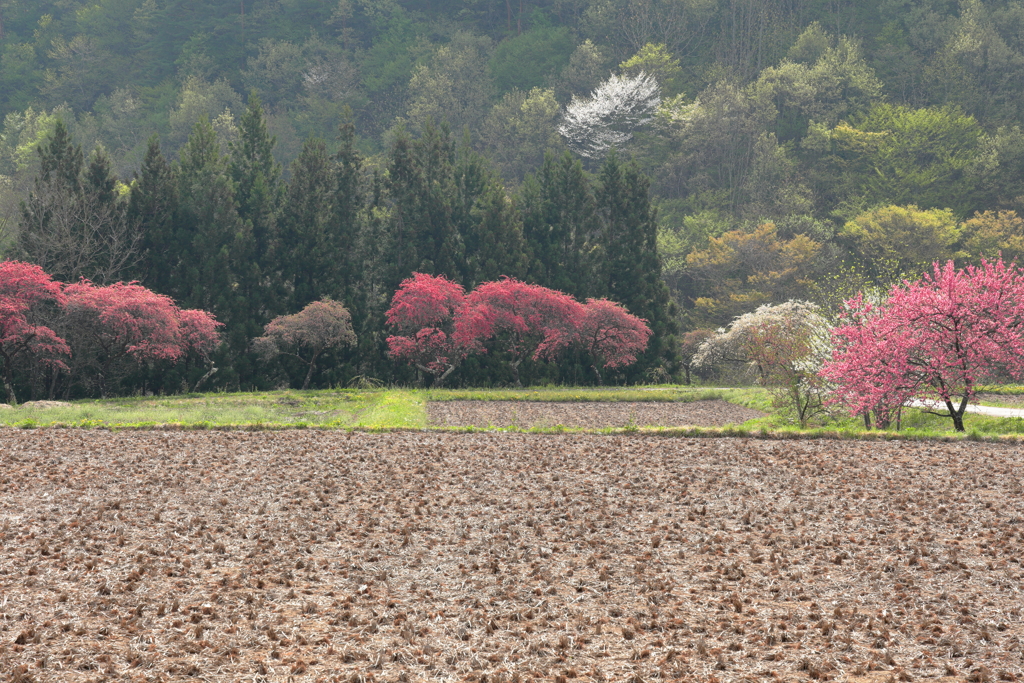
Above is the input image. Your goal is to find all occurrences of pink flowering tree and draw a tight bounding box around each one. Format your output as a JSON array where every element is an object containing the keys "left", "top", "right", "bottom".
[
  {"left": 821, "top": 259, "right": 1024, "bottom": 432},
  {"left": 0, "top": 261, "right": 70, "bottom": 404},
  {"left": 576, "top": 298, "right": 651, "bottom": 385},
  {"left": 63, "top": 280, "right": 188, "bottom": 397},
  {"left": 455, "top": 278, "right": 585, "bottom": 387},
  {"left": 819, "top": 293, "right": 916, "bottom": 429},
  {"left": 385, "top": 273, "right": 474, "bottom": 387},
  {"left": 253, "top": 298, "right": 356, "bottom": 390},
  {"left": 176, "top": 308, "right": 225, "bottom": 391}
]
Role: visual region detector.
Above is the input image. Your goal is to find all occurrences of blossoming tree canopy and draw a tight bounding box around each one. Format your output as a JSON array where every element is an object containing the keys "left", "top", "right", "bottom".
[
  {"left": 254, "top": 298, "right": 356, "bottom": 390},
  {"left": 0, "top": 261, "right": 70, "bottom": 404},
  {"left": 577, "top": 298, "right": 651, "bottom": 384},
  {"left": 64, "top": 280, "right": 186, "bottom": 362},
  {"left": 176, "top": 309, "right": 225, "bottom": 359},
  {"left": 694, "top": 300, "right": 831, "bottom": 426},
  {"left": 818, "top": 292, "right": 918, "bottom": 429},
  {"left": 822, "top": 259, "right": 1024, "bottom": 431},
  {"left": 385, "top": 273, "right": 472, "bottom": 386},
  {"left": 455, "top": 277, "right": 584, "bottom": 386}
]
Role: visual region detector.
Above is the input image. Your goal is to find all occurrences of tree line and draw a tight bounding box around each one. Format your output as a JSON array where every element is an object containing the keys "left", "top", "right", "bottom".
[{"left": 5, "top": 98, "right": 677, "bottom": 396}]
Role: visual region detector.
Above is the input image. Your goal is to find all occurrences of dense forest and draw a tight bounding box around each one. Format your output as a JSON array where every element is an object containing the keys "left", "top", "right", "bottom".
[{"left": 2, "top": 0, "right": 1024, "bottom": 393}]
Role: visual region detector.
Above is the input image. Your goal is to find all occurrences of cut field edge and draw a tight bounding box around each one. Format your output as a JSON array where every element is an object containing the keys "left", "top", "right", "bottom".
[{"left": 0, "top": 420, "right": 1018, "bottom": 442}]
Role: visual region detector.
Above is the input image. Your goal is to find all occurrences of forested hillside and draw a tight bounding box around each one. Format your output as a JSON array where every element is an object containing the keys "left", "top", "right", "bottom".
[{"left": 2, "top": 0, "right": 1024, "bottom": 393}]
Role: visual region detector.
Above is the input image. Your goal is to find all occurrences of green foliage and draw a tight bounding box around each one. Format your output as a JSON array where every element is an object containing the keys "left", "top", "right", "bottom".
[
  {"left": 619, "top": 43, "right": 683, "bottom": 95},
  {"left": 9, "top": 0, "right": 1024, "bottom": 395},
  {"left": 832, "top": 103, "right": 990, "bottom": 215},
  {"left": 490, "top": 26, "right": 574, "bottom": 94},
  {"left": 839, "top": 204, "right": 960, "bottom": 279}
]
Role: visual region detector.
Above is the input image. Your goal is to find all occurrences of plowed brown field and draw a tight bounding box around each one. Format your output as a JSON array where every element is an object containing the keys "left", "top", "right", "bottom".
[
  {"left": 1, "top": 429, "right": 1023, "bottom": 682},
  {"left": 427, "top": 400, "right": 765, "bottom": 429}
]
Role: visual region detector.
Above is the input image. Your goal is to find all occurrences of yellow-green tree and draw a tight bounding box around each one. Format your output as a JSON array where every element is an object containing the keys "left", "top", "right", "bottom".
[
  {"left": 684, "top": 222, "right": 821, "bottom": 325},
  {"left": 840, "top": 205, "right": 960, "bottom": 279},
  {"left": 961, "top": 210, "right": 1024, "bottom": 264}
]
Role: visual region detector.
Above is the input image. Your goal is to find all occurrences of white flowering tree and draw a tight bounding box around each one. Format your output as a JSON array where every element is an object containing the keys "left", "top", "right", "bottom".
[
  {"left": 558, "top": 72, "right": 660, "bottom": 159},
  {"left": 693, "top": 300, "right": 832, "bottom": 426}
]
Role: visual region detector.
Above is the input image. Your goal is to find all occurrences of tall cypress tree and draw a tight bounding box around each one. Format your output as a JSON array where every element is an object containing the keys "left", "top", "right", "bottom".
[
  {"left": 229, "top": 94, "right": 281, "bottom": 309},
  {"left": 384, "top": 123, "right": 466, "bottom": 285},
  {"left": 332, "top": 112, "right": 363, "bottom": 302},
  {"left": 37, "top": 120, "right": 83, "bottom": 190},
  {"left": 520, "top": 151, "right": 601, "bottom": 299},
  {"left": 280, "top": 137, "right": 339, "bottom": 309},
  {"left": 129, "top": 136, "right": 179, "bottom": 295},
  {"left": 465, "top": 176, "right": 529, "bottom": 287},
  {"left": 173, "top": 116, "right": 250, "bottom": 377},
  {"left": 596, "top": 151, "right": 680, "bottom": 379}
]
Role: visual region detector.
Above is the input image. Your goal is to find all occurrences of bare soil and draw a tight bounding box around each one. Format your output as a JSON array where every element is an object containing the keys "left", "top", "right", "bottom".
[
  {"left": 427, "top": 400, "right": 766, "bottom": 429},
  {"left": 2, "top": 429, "right": 1023, "bottom": 683}
]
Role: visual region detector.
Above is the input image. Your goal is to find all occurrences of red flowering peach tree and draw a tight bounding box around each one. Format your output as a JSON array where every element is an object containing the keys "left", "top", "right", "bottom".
[
  {"left": 576, "top": 298, "right": 651, "bottom": 385},
  {"left": 63, "top": 280, "right": 192, "bottom": 397},
  {"left": 385, "top": 273, "right": 472, "bottom": 387},
  {"left": 455, "top": 278, "right": 584, "bottom": 387},
  {"left": 0, "top": 261, "right": 70, "bottom": 404}
]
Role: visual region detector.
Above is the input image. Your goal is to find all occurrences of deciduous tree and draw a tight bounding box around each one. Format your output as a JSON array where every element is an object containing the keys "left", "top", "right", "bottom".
[
  {"left": 576, "top": 298, "right": 651, "bottom": 384},
  {"left": 695, "top": 300, "right": 830, "bottom": 426},
  {"left": 0, "top": 260, "right": 68, "bottom": 404},
  {"left": 559, "top": 72, "right": 660, "bottom": 160},
  {"left": 62, "top": 280, "right": 187, "bottom": 397},
  {"left": 822, "top": 259, "right": 1024, "bottom": 432},
  {"left": 385, "top": 273, "right": 472, "bottom": 386},
  {"left": 176, "top": 307, "right": 224, "bottom": 391},
  {"left": 679, "top": 328, "right": 714, "bottom": 385},
  {"left": 456, "top": 278, "right": 584, "bottom": 387},
  {"left": 253, "top": 298, "right": 356, "bottom": 390}
]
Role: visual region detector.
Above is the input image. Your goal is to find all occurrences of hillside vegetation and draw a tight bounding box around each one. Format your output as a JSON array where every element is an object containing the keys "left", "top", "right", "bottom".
[{"left": 3, "top": 0, "right": 1024, "bottom": 392}]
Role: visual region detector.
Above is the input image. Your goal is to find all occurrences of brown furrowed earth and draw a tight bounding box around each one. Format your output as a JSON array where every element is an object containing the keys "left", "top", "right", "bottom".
[
  {"left": 2, "top": 430, "right": 1023, "bottom": 683},
  {"left": 427, "top": 400, "right": 766, "bottom": 429}
]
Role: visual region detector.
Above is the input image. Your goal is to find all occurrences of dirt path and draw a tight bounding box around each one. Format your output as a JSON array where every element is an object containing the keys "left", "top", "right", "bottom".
[{"left": 908, "top": 398, "right": 1024, "bottom": 418}]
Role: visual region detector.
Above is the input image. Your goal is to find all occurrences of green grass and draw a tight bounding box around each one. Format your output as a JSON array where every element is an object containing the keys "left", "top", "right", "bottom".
[
  {"left": 0, "top": 389, "right": 424, "bottom": 430},
  {"left": 3, "top": 384, "right": 1024, "bottom": 441}
]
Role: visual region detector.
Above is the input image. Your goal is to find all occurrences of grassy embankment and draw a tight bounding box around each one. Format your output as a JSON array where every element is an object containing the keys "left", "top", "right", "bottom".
[{"left": 1, "top": 385, "right": 1023, "bottom": 439}]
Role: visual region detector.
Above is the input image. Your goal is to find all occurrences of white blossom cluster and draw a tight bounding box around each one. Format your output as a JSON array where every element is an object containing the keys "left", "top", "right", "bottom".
[
  {"left": 558, "top": 72, "right": 660, "bottom": 159},
  {"left": 692, "top": 300, "right": 832, "bottom": 373}
]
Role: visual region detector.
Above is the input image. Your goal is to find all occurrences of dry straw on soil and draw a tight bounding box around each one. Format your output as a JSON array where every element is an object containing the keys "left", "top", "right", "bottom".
[{"left": 1, "top": 429, "right": 1023, "bottom": 682}]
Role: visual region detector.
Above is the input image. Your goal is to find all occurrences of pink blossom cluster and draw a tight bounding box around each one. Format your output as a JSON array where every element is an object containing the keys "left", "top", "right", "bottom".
[
  {"left": 385, "top": 273, "right": 651, "bottom": 384},
  {"left": 821, "top": 258, "right": 1024, "bottom": 431},
  {"left": 0, "top": 261, "right": 222, "bottom": 403}
]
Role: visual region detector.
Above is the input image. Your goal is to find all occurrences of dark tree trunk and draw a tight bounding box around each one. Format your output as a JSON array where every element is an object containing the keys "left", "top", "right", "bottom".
[
  {"left": 945, "top": 397, "right": 967, "bottom": 432},
  {"left": 2, "top": 371, "right": 16, "bottom": 406}
]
